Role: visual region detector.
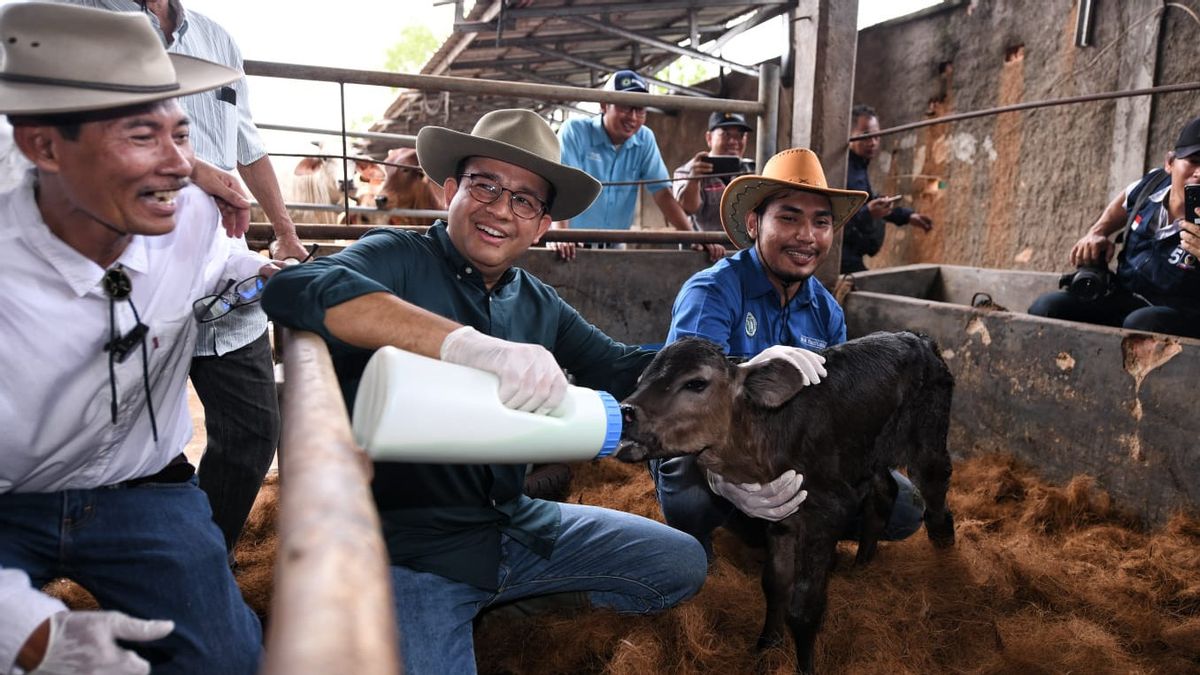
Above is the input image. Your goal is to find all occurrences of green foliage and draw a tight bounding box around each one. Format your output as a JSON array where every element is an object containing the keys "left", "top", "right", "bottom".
[
  {"left": 655, "top": 57, "right": 716, "bottom": 90},
  {"left": 384, "top": 25, "right": 441, "bottom": 74},
  {"left": 350, "top": 113, "right": 377, "bottom": 132}
]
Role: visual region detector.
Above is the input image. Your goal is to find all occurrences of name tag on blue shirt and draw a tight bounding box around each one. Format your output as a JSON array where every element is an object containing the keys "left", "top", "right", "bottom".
[{"left": 798, "top": 335, "right": 827, "bottom": 350}]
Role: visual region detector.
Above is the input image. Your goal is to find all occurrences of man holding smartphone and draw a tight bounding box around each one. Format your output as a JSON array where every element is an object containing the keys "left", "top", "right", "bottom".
[
  {"left": 1028, "top": 116, "right": 1200, "bottom": 339},
  {"left": 841, "top": 104, "right": 934, "bottom": 274},
  {"left": 674, "top": 111, "right": 754, "bottom": 234}
]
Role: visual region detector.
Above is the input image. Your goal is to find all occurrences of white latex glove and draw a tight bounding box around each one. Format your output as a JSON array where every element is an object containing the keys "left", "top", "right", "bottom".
[
  {"left": 30, "top": 610, "right": 174, "bottom": 675},
  {"left": 440, "top": 326, "right": 568, "bottom": 414},
  {"left": 707, "top": 469, "right": 807, "bottom": 521},
  {"left": 743, "top": 345, "right": 827, "bottom": 386}
]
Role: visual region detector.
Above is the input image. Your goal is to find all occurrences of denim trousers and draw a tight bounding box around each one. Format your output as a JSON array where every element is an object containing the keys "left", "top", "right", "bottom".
[
  {"left": 0, "top": 478, "right": 262, "bottom": 674},
  {"left": 189, "top": 330, "right": 280, "bottom": 551},
  {"left": 389, "top": 501, "right": 707, "bottom": 675},
  {"left": 650, "top": 455, "right": 925, "bottom": 558}
]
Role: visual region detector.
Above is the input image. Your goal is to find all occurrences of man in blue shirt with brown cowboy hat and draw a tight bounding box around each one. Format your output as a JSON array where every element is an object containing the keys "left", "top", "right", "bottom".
[{"left": 653, "top": 147, "right": 928, "bottom": 560}]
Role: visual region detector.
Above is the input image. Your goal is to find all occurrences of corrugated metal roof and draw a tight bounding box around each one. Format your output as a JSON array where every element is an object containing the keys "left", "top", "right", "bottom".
[{"left": 363, "top": 0, "right": 793, "bottom": 153}]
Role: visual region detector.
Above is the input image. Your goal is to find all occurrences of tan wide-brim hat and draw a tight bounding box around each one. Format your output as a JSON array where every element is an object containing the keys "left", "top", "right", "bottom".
[
  {"left": 417, "top": 109, "right": 602, "bottom": 221},
  {"left": 0, "top": 3, "right": 238, "bottom": 115},
  {"left": 720, "top": 147, "right": 869, "bottom": 250}
]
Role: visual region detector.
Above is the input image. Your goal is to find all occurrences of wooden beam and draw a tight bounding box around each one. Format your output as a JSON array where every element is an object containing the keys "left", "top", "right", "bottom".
[{"left": 261, "top": 330, "right": 400, "bottom": 675}]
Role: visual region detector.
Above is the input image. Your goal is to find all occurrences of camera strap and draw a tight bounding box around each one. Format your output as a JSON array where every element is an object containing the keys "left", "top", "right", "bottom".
[{"left": 1117, "top": 168, "right": 1170, "bottom": 245}]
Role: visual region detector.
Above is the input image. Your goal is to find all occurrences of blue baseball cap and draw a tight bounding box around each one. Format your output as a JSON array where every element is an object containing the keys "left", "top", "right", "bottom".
[{"left": 605, "top": 69, "right": 649, "bottom": 93}]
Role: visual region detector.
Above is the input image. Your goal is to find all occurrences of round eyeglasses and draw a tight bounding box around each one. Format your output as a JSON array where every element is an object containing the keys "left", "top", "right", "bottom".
[{"left": 459, "top": 173, "right": 548, "bottom": 220}]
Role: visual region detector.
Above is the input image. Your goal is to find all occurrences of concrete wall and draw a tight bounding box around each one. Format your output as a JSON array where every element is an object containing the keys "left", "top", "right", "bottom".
[
  {"left": 852, "top": 0, "right": 1197, "bottom": 274},
  {"left": 516, "top": 247, "right": 713, "bottom": 345},
  {"left": 843, "top": 266, "right": 1200, "bottom": 525}
]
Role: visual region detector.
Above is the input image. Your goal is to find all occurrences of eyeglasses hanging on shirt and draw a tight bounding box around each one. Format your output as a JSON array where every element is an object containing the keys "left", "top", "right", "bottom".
[
  {"left": 102, "top": 264, "right": 158, "bottom": 442},
  {"left": 192, "top": 275, "right": 266, "bottom": 324},
  {"left": 192, "top": 243, "right": 318, "bottom": 324}
]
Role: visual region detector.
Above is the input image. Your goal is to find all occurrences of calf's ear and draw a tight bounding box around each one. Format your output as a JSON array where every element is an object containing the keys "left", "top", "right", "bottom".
[{"left": 737, "top": 360, "right": 808, "bottom": 409}]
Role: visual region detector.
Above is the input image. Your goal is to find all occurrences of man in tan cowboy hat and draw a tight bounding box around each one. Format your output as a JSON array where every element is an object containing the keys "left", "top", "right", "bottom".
[
  {"left": 651, "top": 148, "right": 927, "bottom": 560},
  {"left": 262, "top": 108, "right": 711, "bottom": 675},
  {"left": 0, "top": 4, "right": 279, "bottom": 673}
]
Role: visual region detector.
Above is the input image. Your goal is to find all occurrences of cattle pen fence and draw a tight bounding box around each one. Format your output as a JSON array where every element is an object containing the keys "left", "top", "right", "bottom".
[{"left": 244, "top": 59, "right": 778, "bottom": 248}]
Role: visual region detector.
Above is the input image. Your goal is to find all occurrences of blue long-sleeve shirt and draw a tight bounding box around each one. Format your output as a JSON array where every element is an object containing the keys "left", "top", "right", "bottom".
[
  {"left": 262, "top": 222, "right": 653, "bottom": 589},
  {"left": 666, "top": 246, "right": 846, "bottom": 355}
]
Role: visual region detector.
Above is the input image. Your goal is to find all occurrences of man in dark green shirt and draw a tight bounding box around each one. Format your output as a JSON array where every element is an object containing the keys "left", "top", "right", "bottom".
[{"left": 262, "top": 109, "right": 708, "bottom": 675}]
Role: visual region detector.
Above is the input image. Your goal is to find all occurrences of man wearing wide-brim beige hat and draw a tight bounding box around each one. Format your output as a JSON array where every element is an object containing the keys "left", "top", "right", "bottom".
[
  {"left": 0, "top": 4, "right": 276, "bottom": 674},
  {"left": 262, "top": 108, "right": 717, "bottom": 675},
  {"left": 650, "top": 148, "right": 932, "bottom": 566}
]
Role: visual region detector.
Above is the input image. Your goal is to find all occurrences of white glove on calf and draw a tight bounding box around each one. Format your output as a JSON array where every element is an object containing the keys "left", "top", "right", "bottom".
[
  {"left": 742, "top": 345, "right": 827, "bottom": 386},
  {"left": 31, "top": 610, "right": 174, "bottom": 675},
  {"left": 440, "top": 326, "right": 568, "bottom": 413},
  {"left": 707, "top": 469, "right": 807, "bottom": 521}
]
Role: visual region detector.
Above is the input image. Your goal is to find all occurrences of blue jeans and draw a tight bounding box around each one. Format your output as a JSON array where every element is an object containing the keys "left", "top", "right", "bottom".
[
  {"left": 650, "top": 456, "right": 924, "bottom": 558},
  {"left": 388, "top": 501, "right": 706, "bottom": 675},
  {"left": 0, "top": 478, "right": 262, "bottom": 674},
  {"left": 190, "top": 331, "right": 280, "bottom": 551}
]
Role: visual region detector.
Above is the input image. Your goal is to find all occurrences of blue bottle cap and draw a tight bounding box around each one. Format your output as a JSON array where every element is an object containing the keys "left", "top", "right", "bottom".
[{"left": 594, "top": 390, "right": 623, "bottom": 458}]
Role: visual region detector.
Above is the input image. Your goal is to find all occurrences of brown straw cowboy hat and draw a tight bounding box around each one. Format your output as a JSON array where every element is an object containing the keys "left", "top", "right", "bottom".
[
  {"left": 416, "top": 109, "right": 602, "bottom": 221},
  {"left": 0, "top": 3, "right": 238, "bottom": 115},
  {"left": 720, "top": 148, "right": 869, "bottom": 250}
]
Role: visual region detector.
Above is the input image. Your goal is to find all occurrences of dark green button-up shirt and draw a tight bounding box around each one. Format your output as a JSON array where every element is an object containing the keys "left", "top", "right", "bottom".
[{"left": 263, "top": 222, "right": 653, "bottom": 589}]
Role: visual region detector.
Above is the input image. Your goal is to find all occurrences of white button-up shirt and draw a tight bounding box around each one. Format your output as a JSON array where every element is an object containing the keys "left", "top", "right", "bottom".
[{"left": 0, "top": 175, "right": 265, "bottom": 666}]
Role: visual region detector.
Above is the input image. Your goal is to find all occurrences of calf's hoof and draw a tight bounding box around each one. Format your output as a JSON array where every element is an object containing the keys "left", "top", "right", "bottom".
[
  {"left": 925, "top": 510, "right": 956, "bottom": 548},
  {"left": 755, "top": 632, "right": 785, "bottom": 652}
]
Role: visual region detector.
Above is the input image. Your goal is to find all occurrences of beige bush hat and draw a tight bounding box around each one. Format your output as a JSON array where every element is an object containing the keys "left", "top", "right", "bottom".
[
  {"left": 0, "top": 3, "right": 238, "bottom": 115},
  {"left": 417, "top": 109, "right": 602, "bottom": 221},
  {"left": 720, "top": 148, "right": 868, "bottom": 249}
]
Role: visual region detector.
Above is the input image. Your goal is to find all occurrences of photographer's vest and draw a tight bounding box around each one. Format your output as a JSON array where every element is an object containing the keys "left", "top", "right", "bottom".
[{"left": 1116, "top": 170, "right": 1200, "bottom": 310}]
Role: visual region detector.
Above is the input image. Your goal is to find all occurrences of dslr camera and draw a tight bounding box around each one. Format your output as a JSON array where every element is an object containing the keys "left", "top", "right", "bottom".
[{"left": 1059, "top": 265, "right": 1115, "bottom": 302}]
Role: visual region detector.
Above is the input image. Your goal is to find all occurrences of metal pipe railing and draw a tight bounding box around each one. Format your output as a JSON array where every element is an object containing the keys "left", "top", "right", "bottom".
[
  {"left": 248, "top": 223, "right": 733, "bottom": 246},
  {"left": 849, "top": 80, "right": 1200, "bottom": 142},
  {"left": 277, "top": 202, "right": 449, "bottom": 220},
  {"left": 244, "top": 60, "right": 763, "bottom": 115},
  {"left": 261, "top": 329, "right": 400, "bottom": 675},
  {"left": 257, "top": 122, "right": 416, "bottom": 146}
]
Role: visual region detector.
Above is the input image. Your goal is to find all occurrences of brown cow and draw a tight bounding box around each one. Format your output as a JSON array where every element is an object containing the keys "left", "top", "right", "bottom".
[
  {"left": 351, "top": 147, "right": 445, "bottom": 226},
  {"left": 615, "top": 332, "right": 956, "bottom": 674}
]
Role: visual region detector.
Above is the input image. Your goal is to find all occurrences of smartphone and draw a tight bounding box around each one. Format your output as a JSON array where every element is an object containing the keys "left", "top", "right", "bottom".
[
  {"left": 1186, "top": 184, "right": 1200, "bottom": 224},
  {"left": 704, "top": 155, "right": 743, "bottom": 175}
]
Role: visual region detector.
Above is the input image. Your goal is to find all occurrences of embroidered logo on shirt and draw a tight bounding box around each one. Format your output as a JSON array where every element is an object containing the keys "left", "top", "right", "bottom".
[
  {"left": 744, "top": 312, "right": 758, "bottom": 337},
  {"left": 798, "top": 335, "right": 827, "bottom": 350}
]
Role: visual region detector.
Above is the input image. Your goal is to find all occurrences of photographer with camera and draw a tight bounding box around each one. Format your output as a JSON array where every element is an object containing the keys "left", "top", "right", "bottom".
[
  {"left": 1027, "top": 116, "right": 1200, "bottom": 339},
  {"left": 674, "top": 111, "right": 755, "bottom": 236}
]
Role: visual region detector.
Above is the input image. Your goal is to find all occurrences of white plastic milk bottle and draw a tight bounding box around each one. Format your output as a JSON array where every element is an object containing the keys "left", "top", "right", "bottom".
[{"left": 352, "top": 346, "right": 622, "bottom": 463}]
